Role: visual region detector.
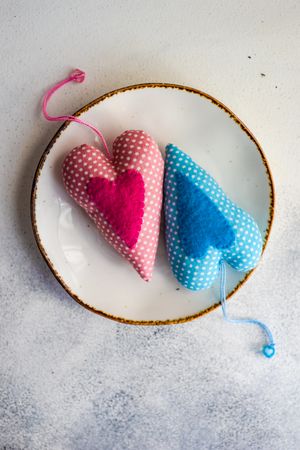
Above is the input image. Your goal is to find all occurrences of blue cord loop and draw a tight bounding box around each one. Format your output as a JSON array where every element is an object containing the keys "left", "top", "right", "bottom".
[
  {"left": 262, "top": 344, "right": 276, "bottom": 358},
  {"left": 219, "top": 259, "right": 276, "bottom": 358}
]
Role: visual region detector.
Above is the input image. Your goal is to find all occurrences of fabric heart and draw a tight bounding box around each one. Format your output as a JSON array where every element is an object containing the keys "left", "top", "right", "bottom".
[
  {"left": 62, "top": 130, "right": 164, "bottom": 281},
  {"left": 164, "top": 144, "right": 262, "bottom": 290}
]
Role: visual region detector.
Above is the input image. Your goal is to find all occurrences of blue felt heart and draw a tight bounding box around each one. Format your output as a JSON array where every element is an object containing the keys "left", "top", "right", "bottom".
[
  {"left": 176, "top": 171, "right": 235, "bottom": 258},
  {"left": 164, "top": 144, "right": 263, "bottom": 290}
]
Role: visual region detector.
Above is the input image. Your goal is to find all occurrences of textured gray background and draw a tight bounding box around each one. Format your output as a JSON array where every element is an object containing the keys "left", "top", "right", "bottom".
[{"left": 1, "top": 1, "right": 300, "bottom": 449}]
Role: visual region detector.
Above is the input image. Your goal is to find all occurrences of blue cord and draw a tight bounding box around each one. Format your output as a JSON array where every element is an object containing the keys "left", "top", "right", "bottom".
[{"left": 219, "top": 260, "right": 275, "bottom": 358}]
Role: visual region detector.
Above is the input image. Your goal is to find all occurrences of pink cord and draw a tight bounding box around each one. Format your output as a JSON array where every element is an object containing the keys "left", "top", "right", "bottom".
[{"left": 42, "top": 69, "right": 111, "bottom": 159}]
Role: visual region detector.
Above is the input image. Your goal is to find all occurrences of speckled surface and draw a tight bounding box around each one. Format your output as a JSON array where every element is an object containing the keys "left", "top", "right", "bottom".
[{"left": 1, "top": 1, "right": 300, "bottom": 449}]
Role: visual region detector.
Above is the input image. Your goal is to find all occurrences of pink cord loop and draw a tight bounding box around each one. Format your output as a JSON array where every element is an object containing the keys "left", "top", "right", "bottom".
[
  {"left": 70, "top": 69, "right": 85, "bottom": 83},
  {"left": 42, "top": 69, "right": 111, "bottom": 159}
]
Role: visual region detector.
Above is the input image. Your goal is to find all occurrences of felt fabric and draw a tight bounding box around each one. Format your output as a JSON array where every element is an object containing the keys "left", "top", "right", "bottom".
[
  {"left": 164, "top": 144, "right": 263, "bottom": 291},
  {"left": 62, "top": 130, "right": 164, "bottom": 281},
  {"left": 87, "top": 170, "right": 145, "bottom": 249},
  {"left": 176, "top": 171, "right": 235, "bottom": 258}
]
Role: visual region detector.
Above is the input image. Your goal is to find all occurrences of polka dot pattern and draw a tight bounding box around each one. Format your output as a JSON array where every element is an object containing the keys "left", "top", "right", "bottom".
[
  {"left": 164, "top": 144, "right": 263, "bottom": 291},
  {"left": 62, "top": 130, "right": 164, "bottom": 281}
]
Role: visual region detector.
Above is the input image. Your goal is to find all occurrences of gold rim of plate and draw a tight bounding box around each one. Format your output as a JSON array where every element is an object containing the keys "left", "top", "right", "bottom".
[{"left": 31, "top": 82, "right": 275, "bottom": 325}]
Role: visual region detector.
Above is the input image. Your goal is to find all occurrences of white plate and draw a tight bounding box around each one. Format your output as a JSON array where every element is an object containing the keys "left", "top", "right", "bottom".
[{"left": 31, "top": 83, "right": 274, "bottom": 324}]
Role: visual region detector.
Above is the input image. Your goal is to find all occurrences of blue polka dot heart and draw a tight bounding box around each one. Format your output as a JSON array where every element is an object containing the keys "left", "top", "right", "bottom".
[{"left": 164, "top": 144, "right": 263, "bottom": 291}]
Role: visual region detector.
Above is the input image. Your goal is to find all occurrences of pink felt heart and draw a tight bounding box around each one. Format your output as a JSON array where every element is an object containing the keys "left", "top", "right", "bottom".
[
  {"left": 86, "top": 170, "right": 145, "bottom": 249},
  {"left": 62, "top": 130, "right": 164, "bottom": 281}
]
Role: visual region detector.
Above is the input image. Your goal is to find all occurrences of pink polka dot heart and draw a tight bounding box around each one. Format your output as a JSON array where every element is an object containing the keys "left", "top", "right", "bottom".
[{"left": 62, "top": 130, "right": 164, "bottom": 281}]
